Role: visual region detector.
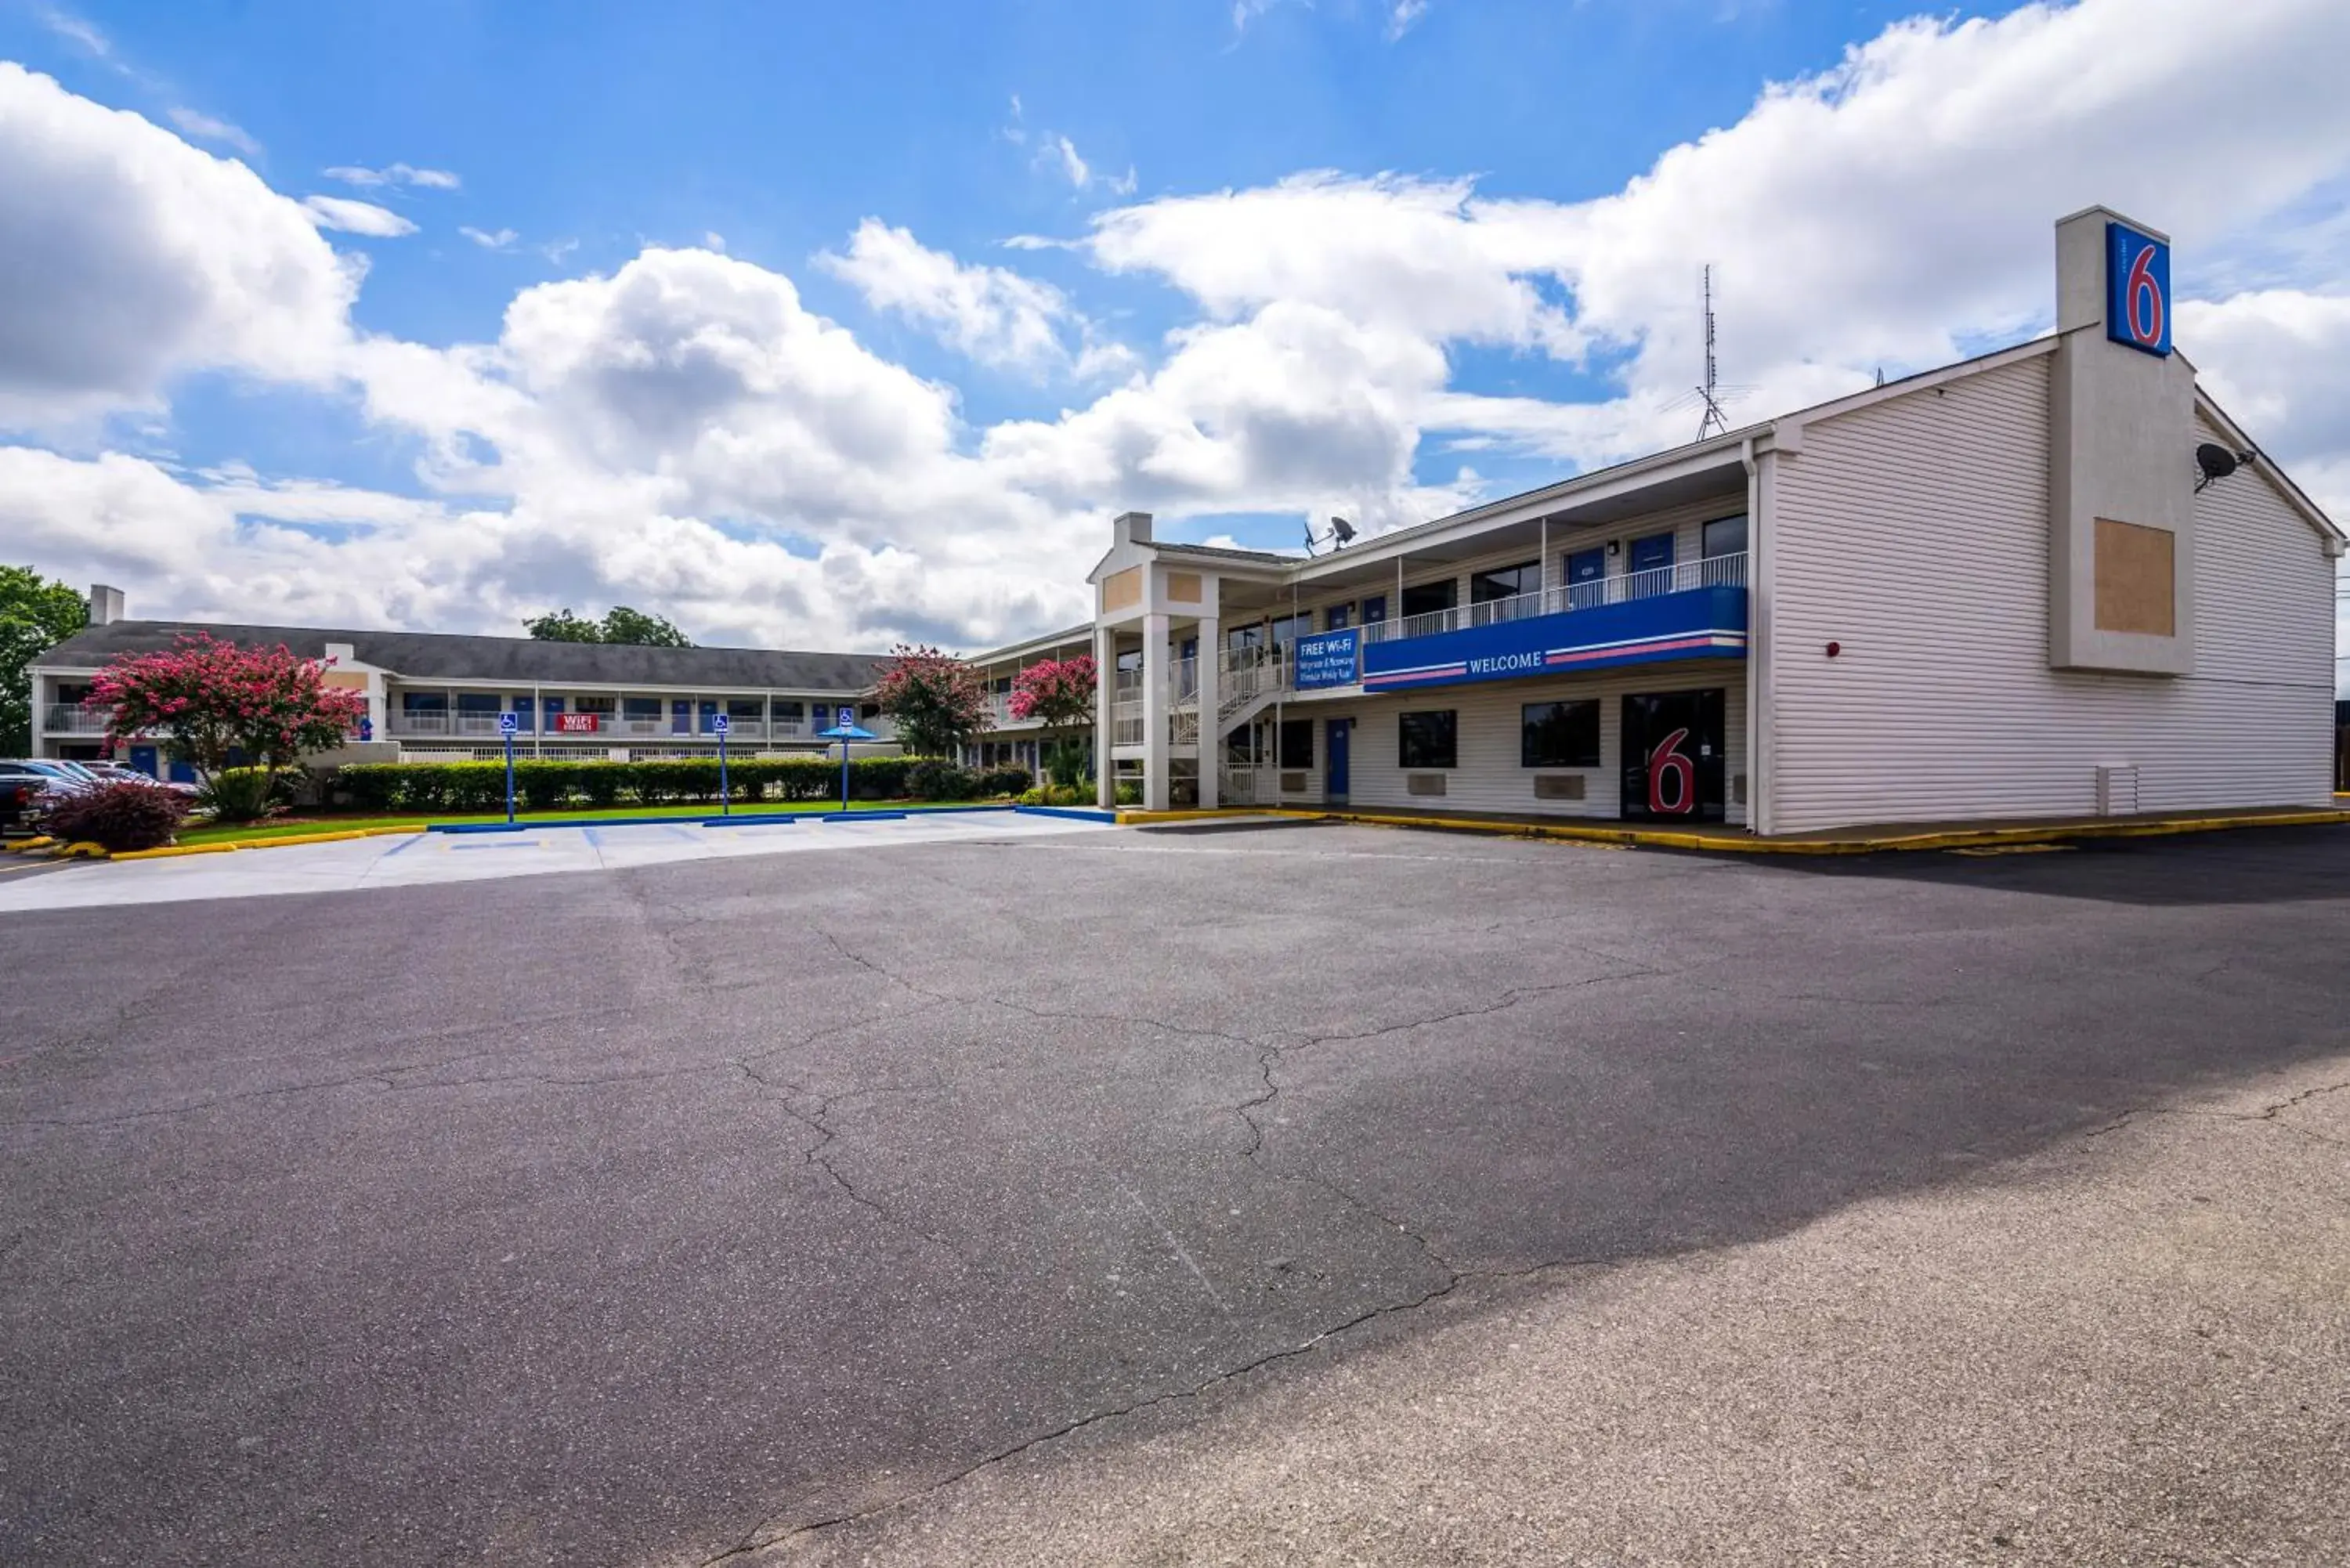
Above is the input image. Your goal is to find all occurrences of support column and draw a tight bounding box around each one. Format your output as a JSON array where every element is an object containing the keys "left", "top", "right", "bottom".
[
  {"left": 1142, "top": 611, "right": 1170, "bottom": 813},
  {"left": 1094, "top": 623, "right": 1116, "bottom": 810},
  {"left": 1195, "top": 616, "right": 1220, "bottom": 810}
]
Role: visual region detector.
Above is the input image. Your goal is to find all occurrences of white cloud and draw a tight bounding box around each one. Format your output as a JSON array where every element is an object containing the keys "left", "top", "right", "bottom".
[
  {"left": 0, "top": 63, "right": 356, "bottom": 429},
  {"left": 1046, "top": 134, "right": 1090, "bottom": 190},
  {"left": 818, "top": 219, "right": 1078, "bottom": 372},
  {"left": 165, "top": 106, "right": 259, "bottom": 157},
  {"left": 324, "top": 162, "right": 459, "bottom": 190},
  {"left": 460, "top": 226, "right": 519, "bottom": 251},
  {"left": 1386, "top": 0, "right": 1429, "bottom": 42},
  {"left": 2, "top": 0, "right": 2348, "bottom": 661},
  {"left": 34, "top": 5, "right": 116, "bottom": 65},
  {"left": 300, "top": 194, "right": 418, "bottom": 237}
]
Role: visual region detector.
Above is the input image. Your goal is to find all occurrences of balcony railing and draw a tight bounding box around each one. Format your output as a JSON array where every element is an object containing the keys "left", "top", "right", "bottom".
[
  {"left": 42, "top": 703, "right": 111, "bottom": 735},
  {"left": 1360, "top": 553, "right": 1748, "bottom": 646},
  {"left": 387, "top": 714, "right": 870, "bottom": 742}
]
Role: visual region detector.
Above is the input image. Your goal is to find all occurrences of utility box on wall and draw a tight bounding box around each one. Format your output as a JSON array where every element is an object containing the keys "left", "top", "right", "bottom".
[{"left": 2048, "top": 207, "right": 2197, "bottom": 677}]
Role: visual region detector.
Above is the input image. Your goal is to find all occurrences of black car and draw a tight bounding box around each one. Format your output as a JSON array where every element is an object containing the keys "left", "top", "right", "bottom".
[{"left": 0, "top": 765, "right": 70, "bottom": 833}]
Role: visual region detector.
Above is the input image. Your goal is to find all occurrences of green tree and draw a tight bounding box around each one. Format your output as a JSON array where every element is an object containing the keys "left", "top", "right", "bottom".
[
  {"left": 597, "top": 606, "right": 692, "bottom": 648},
  {"left": 523, "top": 606, "right": 694, "bottom": 646},
  {"left": 871, "top": 644, "right": 989, "bottom": 759},
  {"left": 524, "top": 609, "right": 605, "bottom": 642},
  {"left": 1, "top": 566, "right": 89, "bottom": 755}
]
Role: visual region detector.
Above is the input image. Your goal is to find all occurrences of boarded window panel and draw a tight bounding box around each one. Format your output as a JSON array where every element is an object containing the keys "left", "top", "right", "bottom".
[
  {"left": 1166, "top": 571, "right": 1202, "bottom": 603},
  {"left": 1101, "top": 566, "right": 1143, "bottom": 612},
  {"left": 2094, "top": 518, "right": 2175, "bottom": 637}
]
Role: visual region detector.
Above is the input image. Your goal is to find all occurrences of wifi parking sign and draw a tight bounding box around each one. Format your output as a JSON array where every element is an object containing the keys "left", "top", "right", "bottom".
[{"left": 2106, "top": 221, "right": 2171, "bottom": 357}]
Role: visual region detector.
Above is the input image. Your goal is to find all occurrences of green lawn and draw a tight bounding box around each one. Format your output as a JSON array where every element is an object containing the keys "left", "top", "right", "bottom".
[{"left": 173, "top": 799, "right": 994, "bottom": 847}]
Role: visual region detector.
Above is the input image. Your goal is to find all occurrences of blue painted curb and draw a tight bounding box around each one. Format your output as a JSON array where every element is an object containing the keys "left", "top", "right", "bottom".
[
  {"left": 1013, "top": 805, "right": 1120, "bottom": 823},
  {"left": 698, "top": 812, "right": 801, "bottom": 827},
  {"left": 432, "top": 822, "right": 528, "bottom": 834}
]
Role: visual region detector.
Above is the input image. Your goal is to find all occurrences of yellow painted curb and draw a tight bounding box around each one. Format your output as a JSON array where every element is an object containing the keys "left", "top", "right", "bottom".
[
  {"left": 1, "top": 835, "right": 56, "bottom": 853},
  {"left": 112, "top": 825, "right": 428, "bottom": 861},
  {"left": 1260, "top": 806, "right": 2350, "bottom": 856},
  {"left": 58, "top": 841, "right": 111, "bottom": 859},
  {"left": 108, "top": 841, "right": 241, "bottom": 861},
  {"left": 1115, "top": 807, "right": 1256, "bottom": 825}
]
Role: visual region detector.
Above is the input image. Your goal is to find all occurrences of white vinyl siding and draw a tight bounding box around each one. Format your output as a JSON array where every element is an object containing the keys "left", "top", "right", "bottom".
[
  {"left": 1292, "top": 660, "right": 1748, "bottom": 823},
  {"left": 1764, "top": 356, "right": 2336, "bottom": 833}
]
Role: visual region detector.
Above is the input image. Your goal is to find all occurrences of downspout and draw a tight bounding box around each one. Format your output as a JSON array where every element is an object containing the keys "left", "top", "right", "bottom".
[{"left": 1739, "top": 435, "right": 1762, "bottom": 836}]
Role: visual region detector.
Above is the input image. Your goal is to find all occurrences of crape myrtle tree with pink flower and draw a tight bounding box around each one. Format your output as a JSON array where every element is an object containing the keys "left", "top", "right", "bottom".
[
  {"left": 1007, "top": 655, "right": 1097, "bottom": 787},
  {"left": 870, "top": 644, "right": 991, "bottom": 761},
  {"left": 94, "top": 634, "right": 369, "bottom": 822}
]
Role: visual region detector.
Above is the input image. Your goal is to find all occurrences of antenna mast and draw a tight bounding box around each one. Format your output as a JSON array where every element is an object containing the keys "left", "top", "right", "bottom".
[{"left": 1695, "top": 264, "right": 1729, "bottom": 441}]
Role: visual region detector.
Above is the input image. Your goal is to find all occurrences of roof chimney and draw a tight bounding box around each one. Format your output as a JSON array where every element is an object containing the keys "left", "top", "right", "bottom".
[
  {"left": 88, "top": 584, "right": 125, "bottom": 626},
  {"left": 1112, "top": 511, "right": 1153, "bottom": 547}
]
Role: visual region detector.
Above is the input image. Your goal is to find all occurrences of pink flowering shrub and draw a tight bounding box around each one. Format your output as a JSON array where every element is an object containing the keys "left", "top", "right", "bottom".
[{"left": 92, "top": 635, "right": 368, "bottom": 820}]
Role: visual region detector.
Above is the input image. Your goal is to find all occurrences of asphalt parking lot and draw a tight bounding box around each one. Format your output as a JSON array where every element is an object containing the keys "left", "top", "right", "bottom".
[{"left": 2, "top": 821, "right": 2345, "bottom": 1566}]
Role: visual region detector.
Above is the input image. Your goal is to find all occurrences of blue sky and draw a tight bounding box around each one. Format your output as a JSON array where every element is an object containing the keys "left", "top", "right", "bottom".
[{"left": 0, "top": 0, "right": 2345, "bottom": 655}]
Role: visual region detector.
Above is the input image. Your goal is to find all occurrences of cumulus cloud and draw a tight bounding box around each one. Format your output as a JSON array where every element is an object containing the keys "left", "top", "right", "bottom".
[
  {"left": 0, "top": 63, "right": 356, "bottom": 428},
  {"left": 818, "top": 219, "right": 1079, "bottom": 372},
  {"left": 300, "top": 194, "right": 418, "bottom": 237}
]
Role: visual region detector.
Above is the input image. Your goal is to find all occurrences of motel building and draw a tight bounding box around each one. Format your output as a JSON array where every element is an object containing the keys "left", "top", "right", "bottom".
[
  {"left": 1058, "top": 208, "right": 2344, "bottom": 834},
  {"left": 29, "top": 612, "right": 898, "bottom": 777}
]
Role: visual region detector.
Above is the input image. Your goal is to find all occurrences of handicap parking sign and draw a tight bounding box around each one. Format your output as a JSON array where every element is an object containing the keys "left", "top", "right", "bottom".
[
  {"left": 497, "top": 712, "right": 518, "bottom": 735},
  {"left": 711, "top": 714, "right": 730, "bottom": 735},
  {"left": 837, "top": 706, "right": 854, "bottom": 728}
]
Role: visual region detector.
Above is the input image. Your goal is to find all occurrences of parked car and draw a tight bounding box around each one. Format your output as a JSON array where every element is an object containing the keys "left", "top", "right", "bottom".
[
  {"left": 0, "top": 764, "right": 70, "bottom": 832},
  {"left": 82, "top": 761, "right": 201, "bottom": 797},
  {"left": 5, "top": 759, "right": 99, "bottom": 795}
]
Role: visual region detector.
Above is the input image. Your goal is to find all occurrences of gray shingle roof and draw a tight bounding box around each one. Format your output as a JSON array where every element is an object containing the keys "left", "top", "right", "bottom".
[{"left": 37, "top": 620, "right": 888, "bottom": 692}]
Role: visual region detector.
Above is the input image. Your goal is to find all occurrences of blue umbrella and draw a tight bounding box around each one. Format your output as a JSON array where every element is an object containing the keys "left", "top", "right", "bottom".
[{"left": 816, "top": 721, "right": 879, "bottom": 812}]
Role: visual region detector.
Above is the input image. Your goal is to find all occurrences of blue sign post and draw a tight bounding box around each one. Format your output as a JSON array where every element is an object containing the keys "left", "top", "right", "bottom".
[
  {"left": 712, "top": 712, "right": 731, "bottom": 815},
  {"left": 815, "top": 705, "right": 877, "bottom": 816},
  {"left": 497, "top": 710, "right": 519, "bottom": 822}
]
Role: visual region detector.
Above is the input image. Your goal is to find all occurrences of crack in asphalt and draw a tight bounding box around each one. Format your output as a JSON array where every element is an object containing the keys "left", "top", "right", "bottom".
[
  {"left": 2085, "top": 1078, "right": 2350, "bottom": 1143},
  {"left": 732, "top": 1061, "right": 971, "bottom": 1263},
  {"left": 691, "top": 1251, "right": 1600, "bottom": 1566}
]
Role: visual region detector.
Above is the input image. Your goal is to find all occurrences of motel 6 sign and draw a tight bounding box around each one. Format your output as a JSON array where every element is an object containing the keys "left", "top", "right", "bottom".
[{"left": 2106, "top": 221, "right": 2171, "bottom": 358}]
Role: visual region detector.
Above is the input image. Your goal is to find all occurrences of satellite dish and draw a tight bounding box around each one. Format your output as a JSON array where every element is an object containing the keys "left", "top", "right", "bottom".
[
  {"left": 1330, "top": 516, "right": 1356, "bottom": 546},
  {"left": 2194, "top": 443, "right": 2254, "bottom": 493}
]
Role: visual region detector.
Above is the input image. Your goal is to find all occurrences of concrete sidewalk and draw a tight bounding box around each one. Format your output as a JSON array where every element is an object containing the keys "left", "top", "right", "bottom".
[
  {"left": 0, "top": 809, "right": 1112, "bottom": 910},
  {"left": 761, "top": 1057, "right": 2350, "bottom": 1566}
]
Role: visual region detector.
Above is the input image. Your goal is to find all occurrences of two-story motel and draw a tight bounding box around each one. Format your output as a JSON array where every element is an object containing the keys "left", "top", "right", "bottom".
[
  {"left": 29, "top": 607, "right": 897, "bottom": 778},
  {"left": 1047, "top": 208, "right": 2343, "bottom": 833}
]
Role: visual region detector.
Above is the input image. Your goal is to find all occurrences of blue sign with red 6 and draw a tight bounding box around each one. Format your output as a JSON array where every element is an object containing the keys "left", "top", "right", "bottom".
[{"left": 2106, "top": 221, "right": 2171, "bottom": 358}]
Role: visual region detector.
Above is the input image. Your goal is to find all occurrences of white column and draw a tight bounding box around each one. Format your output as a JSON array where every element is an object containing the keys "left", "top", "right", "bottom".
[
  {"left": 1142, "top": 610, "right": 1170, "bottom": 813},
  {"left": 1195, "top": 615, "right": 1220, "bottom": 810},
  {"left": 1094, "top": 623, "right": 1116, "bottom": 810}
]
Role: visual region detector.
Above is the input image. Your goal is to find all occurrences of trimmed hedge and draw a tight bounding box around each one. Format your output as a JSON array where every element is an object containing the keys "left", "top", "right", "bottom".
[{"left": 327, "top": 756, "right": 1030, "bottom": 814}]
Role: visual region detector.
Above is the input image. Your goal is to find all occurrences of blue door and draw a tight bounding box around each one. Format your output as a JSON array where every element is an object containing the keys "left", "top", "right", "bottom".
[
  {"left": 1325, "top": 719, "right": 1351, "bottom": 800},
  {"left": 1629, "top": 532, "right": 1676, "bottom": 595},
  {"left": 671, "top": 699, "right": 692, "bottom": 734},
  {"left": 698, "top": 699, "right": 720, "bottom": 733},
  {"left": 167, "top": 758, "right": 197, "bottom": 785},
  {"left": 128, "top": 744, "right": 158, "bottom": 778},
  {"left": 1567, "top": 547, "right": 1607, "bottom": 609}
]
